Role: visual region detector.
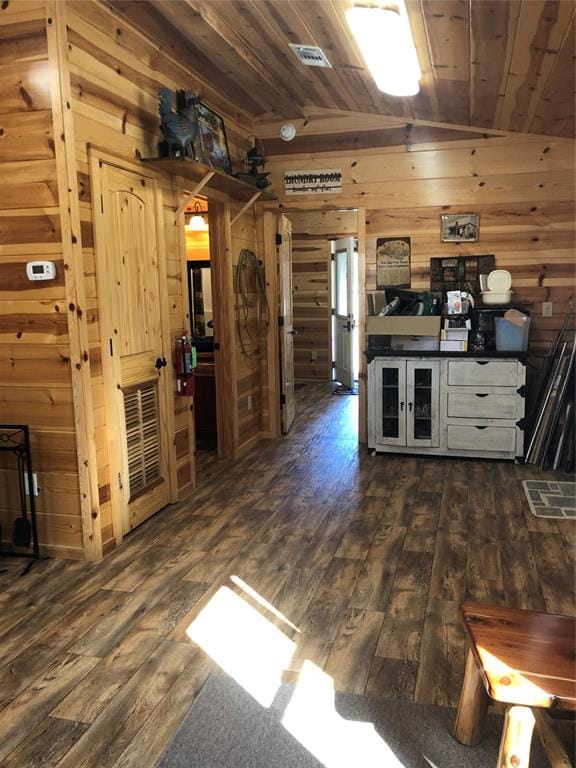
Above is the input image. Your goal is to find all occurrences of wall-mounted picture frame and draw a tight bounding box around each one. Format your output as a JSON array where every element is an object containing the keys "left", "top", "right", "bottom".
[
  {"left": 376, "top": 236, "right": 411, "bottom": 288},
  {"left": 193, "top": 101, "right": 232, "bottom": 175},
  {"left": 441, "top": 213, "right": 479, "bottom": 242}
]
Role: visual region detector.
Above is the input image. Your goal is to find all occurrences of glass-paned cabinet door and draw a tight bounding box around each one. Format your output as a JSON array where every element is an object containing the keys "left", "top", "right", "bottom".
[
  {"left": 374, "top": 361, "right": 406, "bottom": 446},
  {"left": 406, "top": 360, "right": 440, "bottom": 447}
]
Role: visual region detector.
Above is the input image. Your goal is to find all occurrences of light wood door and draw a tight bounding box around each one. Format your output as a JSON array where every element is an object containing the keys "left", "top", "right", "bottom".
[
  {"left": 333, "top": 237, "right": 355, "bottom": 389},
  {"left": 278, "top": 214, "right": 295, "bottom": 434},
  {"left": 96, "top": 163, "right": 171, "bottom": 536}
]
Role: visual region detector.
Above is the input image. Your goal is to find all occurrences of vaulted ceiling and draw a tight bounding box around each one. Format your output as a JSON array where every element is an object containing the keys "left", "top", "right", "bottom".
[{"left": 107, "top": 0, "right": 575, "bottom": 138}]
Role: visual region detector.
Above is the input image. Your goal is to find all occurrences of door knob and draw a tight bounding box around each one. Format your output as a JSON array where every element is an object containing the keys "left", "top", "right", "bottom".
[{"left": 155, "top": 357, "right": 167, "bottom": 369}]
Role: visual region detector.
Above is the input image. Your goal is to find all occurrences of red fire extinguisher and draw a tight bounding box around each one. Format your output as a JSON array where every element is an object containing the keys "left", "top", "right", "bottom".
[{"left": 176, "top": 335, "right": 195, "bottom": 396}]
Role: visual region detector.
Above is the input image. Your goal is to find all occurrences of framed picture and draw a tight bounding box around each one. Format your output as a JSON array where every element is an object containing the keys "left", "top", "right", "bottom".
[
  {"left": 441, "top": 213, "right": 479, "bottom": 242},
  {"left": 376, "top": 236, "right": 411, "bottom": 288},
  {"left": 193, "top": 101, "right": 232, "bottom": 175}
]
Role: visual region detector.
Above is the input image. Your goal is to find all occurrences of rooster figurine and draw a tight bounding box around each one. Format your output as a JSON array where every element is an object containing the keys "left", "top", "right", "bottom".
[{"left": 158, "top": 88, "right": 199, "bottom": 159}]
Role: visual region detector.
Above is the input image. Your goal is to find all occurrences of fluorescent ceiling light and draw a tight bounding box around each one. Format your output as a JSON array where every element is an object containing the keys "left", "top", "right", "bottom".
[{"left": 346, "top": 4, "right": 421, "bottom": 97}]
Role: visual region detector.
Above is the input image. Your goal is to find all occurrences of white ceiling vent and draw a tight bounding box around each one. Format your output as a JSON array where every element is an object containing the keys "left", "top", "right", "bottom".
[{"left": 289, "top": 44, "right": 332, "bottom": 68}]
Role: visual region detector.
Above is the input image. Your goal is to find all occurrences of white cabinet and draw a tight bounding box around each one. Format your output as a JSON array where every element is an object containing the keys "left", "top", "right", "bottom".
[
  {"left": 369, "top": 359, "right": 440, "bottom": 450},
  {"left": 368, "top": 355, "right": 526, "bottom": 460}
]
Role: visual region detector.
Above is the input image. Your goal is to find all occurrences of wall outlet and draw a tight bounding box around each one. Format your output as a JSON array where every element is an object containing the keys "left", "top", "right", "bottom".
[
  {"left": 542, "top": 301, "right": 553, "bottom": 317},
  {"left": 310, "top": 351, "right": 318, "bottom": 361},
  {"left": 247, "top": 395, "right": 252, "bottom": 412},
  {"left": 24, "top": 472, "right": 39, "bottom": 496}
]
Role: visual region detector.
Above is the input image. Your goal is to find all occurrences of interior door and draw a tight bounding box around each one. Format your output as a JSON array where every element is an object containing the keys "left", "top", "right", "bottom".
[
  {"left": 278, "top": 214, "right": 296, "bottom": 434},
  {"left": 333, "top": 237, "right": 355, "bottom": 389},
  {"left": 96, "top": 163, "right": 171, "bottom": 535}
]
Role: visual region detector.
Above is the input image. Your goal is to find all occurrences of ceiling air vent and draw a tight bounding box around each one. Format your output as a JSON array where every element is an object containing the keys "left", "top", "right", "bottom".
[{"left": 289, "top": 44, "right": 332, "bottom": 68}]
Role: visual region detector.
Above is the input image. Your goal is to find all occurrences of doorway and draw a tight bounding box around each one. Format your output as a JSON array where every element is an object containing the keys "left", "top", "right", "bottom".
[
  {"left": 184, "top": 198, "right": 219, "bottom": 456},
  {"left": 277, "top": 209, "right": 359, "bottom": 438},
  {"left": 332, "top": 236, "right": 360, "bottom": 390}
]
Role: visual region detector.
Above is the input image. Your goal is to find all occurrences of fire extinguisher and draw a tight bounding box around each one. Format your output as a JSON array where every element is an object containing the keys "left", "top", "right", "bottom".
[{"left": 176, "top": 335, "right": 196, "bottom": 396}]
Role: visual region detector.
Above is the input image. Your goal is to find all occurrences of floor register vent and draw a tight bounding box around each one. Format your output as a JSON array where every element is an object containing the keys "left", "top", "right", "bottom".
[{"left": 289, "top": 44, "right": 332, "bottom": 68}]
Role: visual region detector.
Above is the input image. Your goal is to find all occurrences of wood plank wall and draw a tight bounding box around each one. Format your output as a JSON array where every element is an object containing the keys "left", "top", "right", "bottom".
[
  {"left": 266, "top": 132, "right": 576, "bottom": 353},
  {"left": 232, "top": 211, "right": 268, "bottom": 453},
  {"left": 287, "top": 211, "right": 357, "bottom": 381},
  {"left": 0, "top": 2, "right": 85, "bottom": 559},
  {"left": 66, "top": 1, "right": 265, "bottom": 520},
  {"left": 0, "top": 0, "right": 261, "bottom": 559}
]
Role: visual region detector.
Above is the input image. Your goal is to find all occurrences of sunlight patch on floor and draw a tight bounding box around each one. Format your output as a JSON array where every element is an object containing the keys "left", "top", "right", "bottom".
[
  {"left": 231, "top": 575, "right": 301, "bottom": 633},
  {"left": 186, "top": 579, "right": 410, "bottom": 767},
  {"left": 282, "top": 660, "right": 405, "bottom": 768},
  {"left": 186, "top": 585, "right": 296, "bottom": 708}
]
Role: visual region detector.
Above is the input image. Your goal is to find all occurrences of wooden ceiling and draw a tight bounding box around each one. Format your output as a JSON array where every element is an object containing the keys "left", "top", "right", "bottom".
[{"left": 107, "top": 0, "right": 575, "bottom": 138}]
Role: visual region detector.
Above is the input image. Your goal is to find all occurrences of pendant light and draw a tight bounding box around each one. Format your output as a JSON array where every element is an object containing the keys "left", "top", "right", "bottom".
[{"left": 187, "top": 201, "right": 207, "bottom": 232}]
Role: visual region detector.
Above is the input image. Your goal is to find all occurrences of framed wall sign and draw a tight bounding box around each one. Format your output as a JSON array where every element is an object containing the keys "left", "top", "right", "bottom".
[
  {"left": 284, "top": 169, "right": 342, "bottom": 195},
  {"left": 441, "top": 213, "right": 479, "bottom": 242},
  {"left": 376, "top": 236, "right": 411, "bottom": 288},
  {"left": 193, "top": 102, "right": 232, "bottom": 174}
]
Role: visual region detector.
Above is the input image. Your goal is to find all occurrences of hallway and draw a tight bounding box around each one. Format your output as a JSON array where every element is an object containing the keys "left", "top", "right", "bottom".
[{"left": 0, "top": 382, "right": 574, "bottom": 767}]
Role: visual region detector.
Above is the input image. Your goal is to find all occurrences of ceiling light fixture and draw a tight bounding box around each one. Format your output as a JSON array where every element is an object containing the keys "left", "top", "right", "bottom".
[
  {"left": 187, "top": 201, "right": 207, "bottom": 231},
  {"left": 346, "top": 3, "right": 421, "bottom": 97}
]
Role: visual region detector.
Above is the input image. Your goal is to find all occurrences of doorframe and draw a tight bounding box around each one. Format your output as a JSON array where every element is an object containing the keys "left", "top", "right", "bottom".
[
  {"left": 261, "top": 206, "right": 366, "bottom": 442},
  {"left": 207, "top": 201, "right": 237, "bottom": 458},
  {"left": 89, "top": 148, "right": 177, "bottom": 546}
]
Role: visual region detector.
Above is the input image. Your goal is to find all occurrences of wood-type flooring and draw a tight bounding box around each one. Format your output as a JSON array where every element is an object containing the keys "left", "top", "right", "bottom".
[{"left": 0, "top": 382, "right": 574, "bottom": 767}]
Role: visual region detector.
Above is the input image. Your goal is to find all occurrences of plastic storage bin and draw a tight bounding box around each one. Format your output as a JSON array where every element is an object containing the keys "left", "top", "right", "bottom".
[{"left": 495, "top": 316, "right": 530, "bottom": 351}]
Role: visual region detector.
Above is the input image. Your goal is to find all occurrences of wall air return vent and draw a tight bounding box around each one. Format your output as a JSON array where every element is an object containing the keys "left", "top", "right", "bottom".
[
  {"left": 124, "top": 383, "right": 161, "bottom": 499},
  {"left": 289, "top": 44, "right": 332, "bottom": 68}
]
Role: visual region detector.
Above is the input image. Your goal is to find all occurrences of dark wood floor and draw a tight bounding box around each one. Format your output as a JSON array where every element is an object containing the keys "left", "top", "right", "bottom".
[{"left": 0, "top": 382, "right": 574, "bottom": 767}]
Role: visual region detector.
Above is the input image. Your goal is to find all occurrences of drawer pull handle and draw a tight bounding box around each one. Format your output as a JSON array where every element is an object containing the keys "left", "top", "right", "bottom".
[
  {"left": 474, "top": 426, "right": 488, "bottom": 430},
  {"left": 475, "top": 393, "right": 489, "bottom": 398},
  {"left": 476, "top": 361, "right": 489, "bottom": 366}
]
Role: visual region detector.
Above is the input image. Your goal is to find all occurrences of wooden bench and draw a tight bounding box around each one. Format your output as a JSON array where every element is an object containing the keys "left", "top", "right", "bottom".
[{"left": 453, "top": 602, "right": 576, "bottom": 767}]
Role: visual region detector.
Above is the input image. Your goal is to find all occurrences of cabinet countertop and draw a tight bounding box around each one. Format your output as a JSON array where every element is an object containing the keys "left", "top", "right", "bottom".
[{"left": 364, "top": 349, "right": 527, "bottom": 362}]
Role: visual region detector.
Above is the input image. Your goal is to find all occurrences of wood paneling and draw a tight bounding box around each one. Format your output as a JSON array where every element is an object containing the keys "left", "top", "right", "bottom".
[
  {"left": 104, "top": 0, "right": 575, "bottom": 139},
  {"left": 266, "top": 132, "right": 575, "bottom": 354},
  {"left": 0, "top": 4, "right": 84, "bottom": 560}
]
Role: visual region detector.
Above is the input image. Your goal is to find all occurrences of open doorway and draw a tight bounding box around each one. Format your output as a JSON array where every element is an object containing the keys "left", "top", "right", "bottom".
[
  {"left": 278, "top": 209, "right": 359, "bottom": 437},
  {"left": 184, "top": 197, "right": 218, "bottom": 456},
  {"left": 332, "top": 236, "right": 360, "bottom": 391}
]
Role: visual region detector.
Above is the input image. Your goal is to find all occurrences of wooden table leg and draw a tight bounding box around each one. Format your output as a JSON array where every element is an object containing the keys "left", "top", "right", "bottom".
[
  {"left": 497, "top": 705, "right": 535, "bottom": 768},
  {"left": 533, "top": 709, "right": 573, "bottom": 768},
  {"left": 454, "top": 647, "right": 490, "bottom": 746}
]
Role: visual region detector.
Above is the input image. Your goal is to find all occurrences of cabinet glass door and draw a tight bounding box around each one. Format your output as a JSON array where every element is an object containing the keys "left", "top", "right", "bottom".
[
  {"left": 375, "top": 361, "right": 406, "bottom": 446},
  {"left": 406, "top": 360, "right": 440, "bottom": 447}
]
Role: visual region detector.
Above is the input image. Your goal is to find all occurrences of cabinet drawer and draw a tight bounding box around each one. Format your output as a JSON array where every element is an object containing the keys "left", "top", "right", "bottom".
[
  {"left": 447, "top": 393, "right": 518, "bottom": 419},
  {"left": 448, "top": 360, "right": 518, "bottom": 386},
  {"left": 447, "top": 425, "right": 516, "bottom": 453}
]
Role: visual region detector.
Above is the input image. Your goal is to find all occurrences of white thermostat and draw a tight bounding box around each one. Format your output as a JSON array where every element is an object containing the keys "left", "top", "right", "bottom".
[{"left": 26, "top": 261, "right": 57, "bottom": 281}]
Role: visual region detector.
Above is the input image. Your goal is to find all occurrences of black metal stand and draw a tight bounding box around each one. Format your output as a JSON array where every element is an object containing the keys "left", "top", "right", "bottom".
[{"left": 0, "top": 425, "right": 40, "bottom": 575}]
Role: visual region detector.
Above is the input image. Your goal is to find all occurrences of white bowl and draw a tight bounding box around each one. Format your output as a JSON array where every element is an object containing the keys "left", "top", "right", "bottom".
[{"left": 481, "top": 290, "right": 512, "bottom": 305}]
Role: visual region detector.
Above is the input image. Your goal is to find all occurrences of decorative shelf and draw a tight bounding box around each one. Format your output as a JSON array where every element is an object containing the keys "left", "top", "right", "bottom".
[{"left": 141, "top": 157, "right": 275, "bottom": 203}]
